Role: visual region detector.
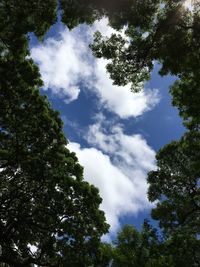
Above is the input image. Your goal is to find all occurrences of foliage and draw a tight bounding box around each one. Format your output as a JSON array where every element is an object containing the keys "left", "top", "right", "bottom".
[
  {"left": 148, "top": 131, "right": 200, "bottom": 236},
  {"left": 1, "top": 0, "right": 200, "bottom": 266},
  {"left": 94, "top": 243, "right": 114, "bottom": 267},
  {"left": 0, "top": 0, "right": 57, "bottom": 39},
  {"left": 91, "top": 0, "right": 200, "bottom": 91},
  {"left": 0, "top": 57, "right": 109, "bottom": 266},
  {"left": 170, "top": 72, "right": 200, "bottom": 129},
  {"left": 164, "top": 233, "right": 200, "bottom": 267},
  {"left": 98, "top": 223, "right": 200, "bottom": 267},
  {"left": 0, "top": 1, "right": 109, "bottom": 266},
  {"left": 102, "top": 222, "right": 174, "bottom": 267},
  {"left": 61, "top": 0, "right": 159, "bottom": 30}
]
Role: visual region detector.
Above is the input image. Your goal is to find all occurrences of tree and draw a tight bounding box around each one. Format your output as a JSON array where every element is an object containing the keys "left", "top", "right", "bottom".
[
  {"left": 147, "top": 131, "right": 200, "bottom": 237},
  {"left": 0, "top": 52, "right": 109, "bottom": 266},
  {"left": 0, "top": 0, "right": 57, "bottom": 39},
  {"left": 94, "top": 243, "right": 114, "bottom": 267},
  {"left": 164, "top": 233, "right": 200, "bottom": 267},
  {"left": 170, "top": 72, "right": 200, "bottom": 129},
  {"left": 108, "top": 221, "right": 174, "bottom": 267},
  {"left": 1, "top": 0, "right": 200, "bottom": 265},
  {"left": 0, "top": 1, "right": 109, "bottom": 266},
  {"left": 61, "top": 0, "right": 159, "bottom": 30},
  {"left": 111, "top": 223, "right": 200, "bottom": 267},
  {"left": 91, "top": 0, "right": 200, "bottom": 91}
]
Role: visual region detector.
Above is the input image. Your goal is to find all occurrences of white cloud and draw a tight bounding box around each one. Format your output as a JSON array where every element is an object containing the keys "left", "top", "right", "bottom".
[
  {"left": 93, "top": 59, "right": 160, "bottom": 118},
  {"left": 68, "top": 119, "right": 156, "bottom": 233},
  {"left": 31, "top": 19, "right": 160, "bottom": 117},
  {"left": 31, "top": 28, "right": 92, "bottom": 103},
  {"left": 30, "top": 17, "right": 159, "bottom": 236},
  {"left": 87, "top": 117, "right": 155, "bottom": 172}
]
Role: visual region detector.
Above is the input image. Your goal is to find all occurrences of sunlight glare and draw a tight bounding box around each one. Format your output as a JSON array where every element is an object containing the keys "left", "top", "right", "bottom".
[
  {"left": 183, "top": 0, "right": 194, "bottom": 11},
  {"left": 183, "top": 0, "right": 200, "bottom": 11}
]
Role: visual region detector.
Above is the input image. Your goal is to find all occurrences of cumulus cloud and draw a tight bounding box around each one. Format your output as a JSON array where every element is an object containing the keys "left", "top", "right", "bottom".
[
  {"left": 93, "top": 59, "right": 160, "bottom": 118},
  {"left": 30, "top": 17, "right": 159, "bottom": 235},
  {"left": 31, "top": 28, "right": 92, "bottom": 103},
  {"left": 68, "top": 118, "right": 156, "bottom": 233},
  {"left": 87, "top": 115, "right": 155, "bottom": 172},
  {"left": 31, "top": 19, "right": 160, "bottom": 117}
]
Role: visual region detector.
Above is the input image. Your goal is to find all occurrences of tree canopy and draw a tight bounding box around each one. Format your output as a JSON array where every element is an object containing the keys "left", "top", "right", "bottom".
[
  {"left": 0, "top": 57, "right": 109, "bottom": 266},
  {"left": 90, "top": 0, "right": 200, "bottom": 91},
  {"left": 148, "top": 131, "right": 200, "bottom": 236},
  {"left": 170, "top": 72, "right": 200, "bottom": 129},
  {"left": 61, "top": 0, "right": 159, "bottom": 30},
  {"left": 1, "top": 0, "right": 200, "bottom": 266},
  {"left": 0, "top": 1, "right": 109, "bottom": 266}
]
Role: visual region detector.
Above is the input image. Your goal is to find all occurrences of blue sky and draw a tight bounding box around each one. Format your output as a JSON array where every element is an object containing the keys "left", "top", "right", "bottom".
[{"left": 29, "top": 18, "right": 185, "bottom": 238}]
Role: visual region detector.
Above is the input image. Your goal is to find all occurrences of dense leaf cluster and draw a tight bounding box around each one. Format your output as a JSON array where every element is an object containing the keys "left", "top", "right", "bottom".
[
  {"left": 0, "top": 1, "right": 109, "bottom": 266},
  {"left": 1, "top": 0, "right": 200, "bottom": 266},
  {"left": 61, "top": 0, "right": 159, "bottom": 30},
  {"left": 90, "top": 0, "right": 200, "bottom": 91}
]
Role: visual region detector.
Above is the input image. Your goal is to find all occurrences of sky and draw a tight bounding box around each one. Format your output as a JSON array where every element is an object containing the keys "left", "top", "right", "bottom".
[{"left": 29, "top": 17, "right": 185, "bottom": 239}]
